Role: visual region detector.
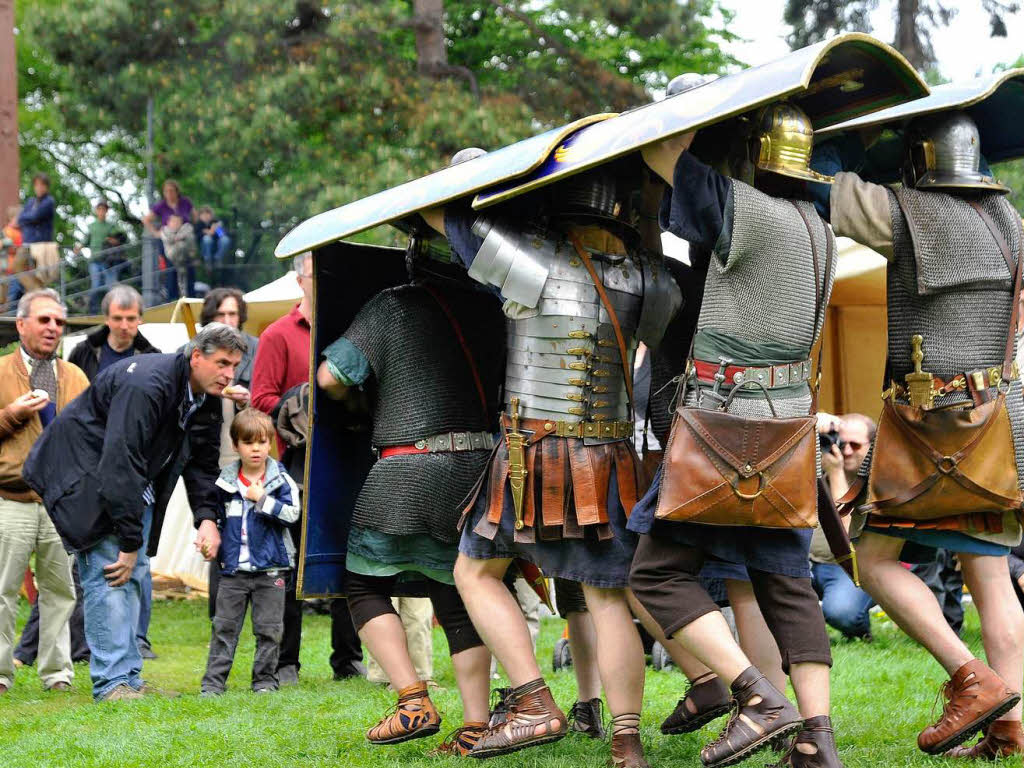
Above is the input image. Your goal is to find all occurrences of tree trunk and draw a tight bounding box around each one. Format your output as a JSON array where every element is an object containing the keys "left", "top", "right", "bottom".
[
  {"left": 0, "top": 0, "right": 18, "bottom": 220},
  {"left": 894, "top": 0, "right": 926, "bottom": 70},
  {"left": 413, "top": 0, "right": 447, "bottom": 76}
]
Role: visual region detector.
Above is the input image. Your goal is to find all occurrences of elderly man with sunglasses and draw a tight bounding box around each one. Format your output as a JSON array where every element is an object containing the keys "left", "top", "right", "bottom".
[
  {"left": 810, "top": 413, "right": 877, "bottom": 640},
  {"left": 0, "top": 289, "right": 89, "bottom": 695}
]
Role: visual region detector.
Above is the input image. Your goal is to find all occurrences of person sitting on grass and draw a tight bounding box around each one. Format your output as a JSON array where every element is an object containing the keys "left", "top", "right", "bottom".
[{"left": 200, "top": 407, "right": 300, "bottom": 696}]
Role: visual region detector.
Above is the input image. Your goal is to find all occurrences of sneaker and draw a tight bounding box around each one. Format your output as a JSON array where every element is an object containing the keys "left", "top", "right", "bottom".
[
  {"left": 138, "top": 640, "right": 158, "bottom": 660},
  {"left": 278, "top": 665, "right": 300, "bottom": 686},
  {"left": 45, "top": 681, "right": 72, "bottom": 692},
  {"left": 100, "top": 684, "right": 144, "bottom": 702},
  {"left": 199, "top": 689, "right": 224, "bottom": 698}
]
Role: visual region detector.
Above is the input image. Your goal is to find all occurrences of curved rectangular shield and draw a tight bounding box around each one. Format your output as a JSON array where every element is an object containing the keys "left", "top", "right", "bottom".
[
  {"left": 298, "top": 240, "right": 408, "bottom": 598},
  {"left": 818, "top": 68, "right": 1024, "bottom": 180},
  {"left": 472, "top": 33, "right": 928, "bottom": 208},
  {"left": 275, "top": 114, "right": 615, "bottom": 259}
]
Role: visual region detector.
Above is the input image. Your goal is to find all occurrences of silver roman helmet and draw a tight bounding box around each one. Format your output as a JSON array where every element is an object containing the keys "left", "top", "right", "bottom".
[
  {"left": 549, "top": 166, "right": 624, "bottom": 225},
  {"left": 903, "top": 111, "right": 1009, "bottom": 194}
]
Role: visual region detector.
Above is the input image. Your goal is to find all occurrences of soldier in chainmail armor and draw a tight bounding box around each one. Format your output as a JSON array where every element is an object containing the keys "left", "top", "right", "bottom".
[
  {"left": 422, "top": 160, "right": 681, "bottom": 767},
  {"left": 627, "top": 103, "right": 843, "bottom": 768},
  {"left": 315, "top": 236, "right": 505, "bottom": 756},
  {"left": 819, "top": 110, "right": 1024, "bottom": 759}
]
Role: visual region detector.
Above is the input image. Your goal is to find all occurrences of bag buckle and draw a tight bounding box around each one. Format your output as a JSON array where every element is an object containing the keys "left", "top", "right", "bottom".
[{"left": 732, "top": 470, "right": 765, "bottom": 500}]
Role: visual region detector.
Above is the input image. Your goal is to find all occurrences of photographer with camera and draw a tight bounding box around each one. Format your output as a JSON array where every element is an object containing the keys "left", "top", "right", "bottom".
[{"left": 812, "top": 413, "right": 877, "bottom": 640}]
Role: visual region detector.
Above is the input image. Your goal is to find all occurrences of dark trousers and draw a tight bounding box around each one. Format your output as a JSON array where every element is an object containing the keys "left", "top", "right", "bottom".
[
  {"left": 274, "top": 570, "right": 362, "bottom": 675},
  {"left": 15, "top": 560, "right": 90, "bottom": 664},
  {"left": 201, "top": 571, "right": 286, "bottom": 693},
  {"left": 630, "top": 533, "right": 832, "bottom": 674},
  {"left": 910, "top": 549, "right": 964, "bottom": 636}
]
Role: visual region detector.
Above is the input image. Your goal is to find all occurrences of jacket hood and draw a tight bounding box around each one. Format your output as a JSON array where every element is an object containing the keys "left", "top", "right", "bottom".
[{"left": 86, "top": 324, "right": 159, "bottom": 354}]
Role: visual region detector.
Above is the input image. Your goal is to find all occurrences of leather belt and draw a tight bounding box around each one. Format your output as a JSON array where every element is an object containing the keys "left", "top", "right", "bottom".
[
  {"left": 378, "top": 431, "right": 495, "bottom": 458},
  {"left": 886, "top": 361, "right": 1020, "bottom": 404},
  {"left": 501, "top": 413, "right": 633, "bottom": 442},
  {"left": 694, "top": 358, "right": 812, "bottom": 390}
]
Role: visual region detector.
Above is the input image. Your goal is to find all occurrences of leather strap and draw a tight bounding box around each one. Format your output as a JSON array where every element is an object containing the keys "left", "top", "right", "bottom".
[
  {"left": 570, "top": 235, "right": 634, "bottom": 417},
  {"left": 966, "top": 200, "right": 1023, "bottom": 381},
  {"left": 420, "top": 282, "right": 490, "bottom": 417},
  {"left": 790, "top": 202, "right": 833, "bottom": 411}
]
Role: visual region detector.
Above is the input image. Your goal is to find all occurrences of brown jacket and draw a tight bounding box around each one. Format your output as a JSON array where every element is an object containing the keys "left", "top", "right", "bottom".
[{"left": 0, "top": 351, "right": 89, "bottom": 502}]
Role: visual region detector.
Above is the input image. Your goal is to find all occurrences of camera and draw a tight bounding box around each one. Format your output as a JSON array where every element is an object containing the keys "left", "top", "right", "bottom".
[{"left": 819, "top": 427, "right": 845, "bottom": 453}]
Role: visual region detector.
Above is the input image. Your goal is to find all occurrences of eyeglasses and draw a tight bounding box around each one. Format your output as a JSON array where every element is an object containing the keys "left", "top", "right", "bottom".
[
  {"left": 843, "top": 441, "right": 865, "bottom": 452},
  {"left": 34, "top": 315, "right": 66, "bottom": 328}
]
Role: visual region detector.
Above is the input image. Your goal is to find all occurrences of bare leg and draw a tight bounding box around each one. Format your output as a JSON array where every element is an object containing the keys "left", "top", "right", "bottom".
[
  {"left": 451, "top": 644, "right": 492, "bottom": 723},
  {"left": 789, "top": 662, "right": 831, "bottom": 719},
  {"left": 671, "top": 611, "right": 752, "bottom": 685},
  {"left": 453, "top": 555, "right": 541, "bottom": 686},
  {"left": 858, "top": 531, "right": 974, "bottom": 675},
  {"left": 959, "top": 553, "right": 1024, "bottom": 722},
  {"left": 628, "top": 589, "right": 712, "bottom": 681},
  {"left": 357, "top": 613, "right": 419, "bottom": 692},
  {"left": 566, "top": 611, "right": 602, "bottom": 701},
  {"left": 726, "top": 579, "right": 786, "bottom": 693},
  {"left": 581, "top": 586, "right": 645, "bottom": 730}
]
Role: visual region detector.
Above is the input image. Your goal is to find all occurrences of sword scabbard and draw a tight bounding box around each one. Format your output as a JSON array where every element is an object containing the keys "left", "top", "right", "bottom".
[{"left": 506, "top": 397, "right": 528, "bottom": 531}]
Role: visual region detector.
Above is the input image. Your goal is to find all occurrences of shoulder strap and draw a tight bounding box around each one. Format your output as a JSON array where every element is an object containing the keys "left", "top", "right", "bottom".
[
  {"left": 570, "top": 235, "right": 634, "bottom": 418},
  {"left": 966, "top": 199, "right": 1023, "bottom": 379},
  {"left": 420, "top": 282, "right": 490, "bottom": 418},
  {"left": 790, "top": 201, "right": 834, "bottom": 410}
]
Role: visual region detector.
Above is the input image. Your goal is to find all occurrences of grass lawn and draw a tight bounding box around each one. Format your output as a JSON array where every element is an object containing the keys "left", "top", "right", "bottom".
[{"left": 0, "top": 596, "right": 994, "bottom": 768}]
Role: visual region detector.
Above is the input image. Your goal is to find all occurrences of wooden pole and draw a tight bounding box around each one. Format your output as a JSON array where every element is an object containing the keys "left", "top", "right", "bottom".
[{"left": 0, "top": 0, "right": 18, "bottom": 218}]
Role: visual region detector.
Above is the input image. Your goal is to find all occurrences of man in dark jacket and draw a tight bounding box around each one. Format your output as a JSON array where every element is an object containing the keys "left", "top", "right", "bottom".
[
  {"left": 69, "top": 285, "right": 158, "bottom": 381},
  {"left": 23, "top": 324, "right": 248, "bottom": 701}
]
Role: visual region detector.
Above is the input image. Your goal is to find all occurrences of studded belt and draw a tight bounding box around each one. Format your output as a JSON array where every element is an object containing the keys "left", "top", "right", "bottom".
[
  {"left": 501, "top": 414, "right": 633, "bottom": 443},
  {"left": 378, "top": 431, "right": 495, "bottom": 458},
  {"left": 694, "top": 358, "right": 813, "bottom": 390},
  {"left": 886, "top": 362, "right": 1020, "bottom": 404}
]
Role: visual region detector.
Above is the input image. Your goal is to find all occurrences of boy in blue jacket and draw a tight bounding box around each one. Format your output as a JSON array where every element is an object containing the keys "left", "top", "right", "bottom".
[{"left": 200, "top": 408, "right": 300, "bottom": 695}]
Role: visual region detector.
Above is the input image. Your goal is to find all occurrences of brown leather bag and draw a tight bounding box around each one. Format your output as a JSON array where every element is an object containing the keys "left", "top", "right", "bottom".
[
  {"left": 655, "top": 203, "right": 830, "bottom": 529},
  {"left": 865, "top": 201, "right": 1024, "bottom": 520}
]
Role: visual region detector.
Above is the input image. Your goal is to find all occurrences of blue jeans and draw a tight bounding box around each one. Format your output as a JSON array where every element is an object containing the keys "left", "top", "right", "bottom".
[
  {"left": 77, "top": 506, "right": 153, "bottom": 699},
  {"left": 811, "top": 561, "right": 875, "bottom": 638},
  {"left": 88, "top": 261, "right": 126, "bottom": 315},
  {"left": 200, "top": 234, "right": 232, "bottom": 282}
]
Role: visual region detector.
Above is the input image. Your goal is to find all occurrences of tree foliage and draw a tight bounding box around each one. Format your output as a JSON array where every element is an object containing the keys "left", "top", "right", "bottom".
[
  {"left": 784, "top": 0, "right": 1020, "bottom": 70},
  {"left": 18, "top": 0, "right": 739, "bottom": 258}
]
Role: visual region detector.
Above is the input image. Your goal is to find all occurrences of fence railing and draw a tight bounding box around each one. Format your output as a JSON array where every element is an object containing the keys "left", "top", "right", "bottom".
[{"left": 2, "top": 236, "right": 285, "bottom": 316}]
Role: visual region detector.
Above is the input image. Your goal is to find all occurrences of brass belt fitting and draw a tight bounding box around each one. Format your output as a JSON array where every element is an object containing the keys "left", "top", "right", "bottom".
[{"left": 905, "top": 334, "right": 935, "bottom": 409}]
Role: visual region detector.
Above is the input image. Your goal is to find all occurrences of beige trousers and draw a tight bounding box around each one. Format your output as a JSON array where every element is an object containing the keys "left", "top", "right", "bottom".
[
  {"left": 0, "top": 499, "right": 75, "bottom": 688},
  {"left": 366, "top": 597, "right": 434, "bottom": 684}
]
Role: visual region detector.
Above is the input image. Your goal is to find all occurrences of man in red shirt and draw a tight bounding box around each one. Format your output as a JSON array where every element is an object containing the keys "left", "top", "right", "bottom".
[{"left": 251, "top": 251, "right": 364, "bottom": 683}]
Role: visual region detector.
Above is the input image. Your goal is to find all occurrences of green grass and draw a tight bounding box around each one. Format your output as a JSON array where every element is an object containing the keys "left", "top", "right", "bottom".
[{"left": 0, "top": 598, "right": 992, "bottom": 767}]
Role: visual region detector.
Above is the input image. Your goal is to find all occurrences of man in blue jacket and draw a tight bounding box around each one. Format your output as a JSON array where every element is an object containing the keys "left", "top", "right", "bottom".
[
  {"left": 12, "top": 173, "right": 56, "bottom": 306},
  {"left": 23, "top": 323, "right": 249, "bottom": 701}
]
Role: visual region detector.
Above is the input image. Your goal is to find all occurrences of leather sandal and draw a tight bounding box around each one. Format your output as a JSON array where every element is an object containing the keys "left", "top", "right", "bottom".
[
  {"left": 918, "top": 660, "right": 1020, "bottom": 754},
  {"left": 699, "top": 667, "right": 803, "bottom": 768},
  {"left": 569, "top": 697, "right": 607, "bottom": 739},
  {"left": 770, "top": 716, "right": 845, "bottom": 768},
  {"left": 366, "top": 681, "right": 441, "bottom": 745},
  {"left": 609, "top": 713, "right": 649, "bottom": 768},
  {"left": 488, "top": 687, "right": 513, "bottom": 728},
  {"left": 944, "top": 719, "right": 1024, "bottom": 759},
  {"left": 661, "top": 672, "right": 732, "bottom": 735},
  {"left": 430, "top": 721, "right": 489, "bottom": 757},
  {"left": 469, "top": 679, "right": 567, "bottom": 759}
]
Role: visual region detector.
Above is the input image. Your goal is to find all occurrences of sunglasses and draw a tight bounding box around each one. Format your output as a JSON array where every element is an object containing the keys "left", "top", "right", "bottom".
[
  {"left": 844, "top": 441, "right": 865, "bottom": 452},
  {"left": 34, "top": 315, "right": 66, "bottom": 328}
]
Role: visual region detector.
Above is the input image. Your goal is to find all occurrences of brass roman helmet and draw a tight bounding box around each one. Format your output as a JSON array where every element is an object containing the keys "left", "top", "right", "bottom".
[
  {"left": 751, "top": 102, "right": 833, "bottom": 184},
  {"left": 903, "top": 111, "right": 1009, "bottom": 194}
]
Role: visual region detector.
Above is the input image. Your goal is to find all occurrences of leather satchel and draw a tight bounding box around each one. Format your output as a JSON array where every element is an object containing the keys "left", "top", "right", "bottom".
[
  {"left": 655, "top": 203, "right": 830, "bottom": 529},
  {"left": 865, "top": 200, "right": 1024, "bottom": 521}
]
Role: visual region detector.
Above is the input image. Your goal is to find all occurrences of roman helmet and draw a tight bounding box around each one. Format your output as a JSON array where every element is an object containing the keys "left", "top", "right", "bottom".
[
  {"left": 450, "top": 146, "right": 487, "bottom": 165},
  {"left": 749, "top": 102, "right": 833, "bottom": 185},
  {"left": 902, "top": 110, "right": 1008, "bottom": 193}
]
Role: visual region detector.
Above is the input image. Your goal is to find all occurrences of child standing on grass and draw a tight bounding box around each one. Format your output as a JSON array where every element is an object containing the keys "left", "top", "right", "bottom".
[{"left": 200, "top": 408, "right": 300, "bottom": 696}]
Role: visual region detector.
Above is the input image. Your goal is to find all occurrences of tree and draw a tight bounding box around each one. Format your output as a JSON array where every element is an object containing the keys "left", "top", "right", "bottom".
[
  {"left": 19, "top": 0, "right": 739, "bottom": 263},
  {"left": 784, "top": 0, "right": 1020, "bottom": 70}
]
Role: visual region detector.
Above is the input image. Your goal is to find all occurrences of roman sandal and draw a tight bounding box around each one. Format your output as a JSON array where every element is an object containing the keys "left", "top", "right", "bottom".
[
  {"left": 469, "top": 679, "right": 567, "bottom": 758},
  {"left": 699, "top": 667, "right": 803, "bottom": 767},
  {"left": 770, "top": 716, "right": 845, "bottom": 768},
  {"left": 569, "top": 697, "right": 606, "bottom": 739},
  {"left": 661, "top": 672, "right": 732, "bottom": 735},
  {"left": 609, "top": 712, "right": 649, "bottom": 768},
  {"left": 945, "top": 719, "right": 1024, "bottom": 759},
  {"left": 430, "top": 722, "right": 489, "bottom": 757},
  {"left": 366, "top": 681, "right": 441, "bottom": 745},
  {"left": 917, "top": 660, "right": 1020, "bottom": 754}
]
